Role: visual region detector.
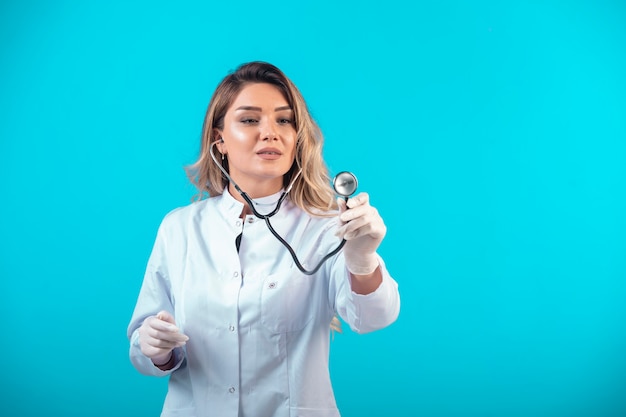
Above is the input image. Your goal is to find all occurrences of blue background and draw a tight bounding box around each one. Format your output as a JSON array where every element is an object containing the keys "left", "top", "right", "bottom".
[{"left": 1, "top": 1, "right": 625, "bottom": 416}]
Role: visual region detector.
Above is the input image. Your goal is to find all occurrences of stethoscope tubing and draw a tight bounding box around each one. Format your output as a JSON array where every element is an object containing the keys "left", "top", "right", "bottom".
[{"left": 209, "top": 141, "right": 346, "bottom": 275}]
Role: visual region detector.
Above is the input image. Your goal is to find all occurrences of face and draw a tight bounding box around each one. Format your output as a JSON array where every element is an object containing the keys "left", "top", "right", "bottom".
[{"left": 216, "top": 83, "right": 297, "bottom": 197}]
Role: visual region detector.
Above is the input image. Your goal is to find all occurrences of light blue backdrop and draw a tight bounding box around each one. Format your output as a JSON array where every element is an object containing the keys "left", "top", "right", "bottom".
[{"left": 1, "top": 1, "right": 625, "bottom": 416}]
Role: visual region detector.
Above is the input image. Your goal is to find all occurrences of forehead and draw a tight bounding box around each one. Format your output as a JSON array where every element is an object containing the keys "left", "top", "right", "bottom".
[{"left": 230, "top": 83, "right": 289, "bottom": 108}]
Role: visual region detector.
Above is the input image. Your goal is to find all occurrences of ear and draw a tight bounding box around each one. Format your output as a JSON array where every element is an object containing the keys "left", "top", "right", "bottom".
[{"left": 213, "top": 128, "right": 225, "bottom": 153}]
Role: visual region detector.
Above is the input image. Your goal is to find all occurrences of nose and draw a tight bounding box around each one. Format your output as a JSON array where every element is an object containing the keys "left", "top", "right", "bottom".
[{"left": 261, "top": 120, "right": 277, "bottom": 141}]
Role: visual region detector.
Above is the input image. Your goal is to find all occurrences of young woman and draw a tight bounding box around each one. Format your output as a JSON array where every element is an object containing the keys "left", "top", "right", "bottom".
[{"left": 127, "top": 61, "right": 400, "bottom": 417}]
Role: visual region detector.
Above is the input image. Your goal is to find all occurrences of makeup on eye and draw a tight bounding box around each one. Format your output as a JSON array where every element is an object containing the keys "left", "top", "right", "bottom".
[
  {"left": 277, "top": 116, "right": 294, "bottom": 125},
  {"left": 236, "top": 112, "right": 294, "bottom": 126}
]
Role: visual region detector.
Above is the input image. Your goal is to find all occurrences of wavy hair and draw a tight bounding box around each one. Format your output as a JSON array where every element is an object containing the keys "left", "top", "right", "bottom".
[{"left": 186, "top": 61, "right": 337, "bottom": 216}]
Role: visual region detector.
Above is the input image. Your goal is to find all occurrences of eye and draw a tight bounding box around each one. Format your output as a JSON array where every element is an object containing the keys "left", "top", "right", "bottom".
[
  {"left": 278, "top": 118, "right": 294, "bottom": 125},
  {"left": 241, "top": 118, "right": 258, "bottom": 124}
]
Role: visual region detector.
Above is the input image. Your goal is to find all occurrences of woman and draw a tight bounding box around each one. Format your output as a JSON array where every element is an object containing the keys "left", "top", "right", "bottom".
[{"left": 127, "top": 61, "right": 400, "bottom": 417}]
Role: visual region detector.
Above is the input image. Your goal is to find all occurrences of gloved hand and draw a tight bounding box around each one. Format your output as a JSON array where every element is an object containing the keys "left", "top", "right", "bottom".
[
  {"left": 335, "top": 192, "right": 386, "bottom": 275},
  {"left": 138, "top": 310, "right": 189, "bottom": 366}
]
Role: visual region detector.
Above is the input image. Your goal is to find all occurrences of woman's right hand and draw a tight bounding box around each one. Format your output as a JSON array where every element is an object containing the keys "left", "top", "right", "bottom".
[{"left": 138, "top": 310, "right": 189, "bottom": 366}]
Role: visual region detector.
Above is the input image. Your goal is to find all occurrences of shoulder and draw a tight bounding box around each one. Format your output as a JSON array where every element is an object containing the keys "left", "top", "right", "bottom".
[
  {"left": 291, "top": 195, "right": 339, "bottom": 220},
  {"left": 304, "top": 205, "right": 340, "bottom": 226},
  {"left": 288, "top": 201, "right": 340, "bottom": 234},
  {"left": 159, "top": 197, "right": 217, "bottom": 230}
]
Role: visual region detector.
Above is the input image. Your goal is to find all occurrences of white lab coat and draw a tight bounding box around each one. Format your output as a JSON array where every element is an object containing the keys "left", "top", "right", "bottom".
[{"left": 127, "top": 189, "right": 400, "bottom": 417}]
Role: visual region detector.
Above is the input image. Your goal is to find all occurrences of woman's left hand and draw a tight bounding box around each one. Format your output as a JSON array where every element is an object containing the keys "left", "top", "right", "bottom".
[{"left": 335, "top": 192, "right": 386, "bottom": 275}]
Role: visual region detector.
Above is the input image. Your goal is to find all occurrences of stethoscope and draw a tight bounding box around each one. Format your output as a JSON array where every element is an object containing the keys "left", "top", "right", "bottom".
[{"left": 210, "top": 140, "right": 358, "bottom": 275}]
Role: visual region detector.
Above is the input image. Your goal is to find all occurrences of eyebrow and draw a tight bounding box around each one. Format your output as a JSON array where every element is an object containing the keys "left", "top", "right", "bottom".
[{"left": 235, "top": 105, "right": 292, "bottom": 112}]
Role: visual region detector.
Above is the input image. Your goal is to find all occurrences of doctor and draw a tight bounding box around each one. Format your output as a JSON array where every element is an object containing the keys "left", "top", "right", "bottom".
[{"left": 127, "top": 61, "right": 400, "bottom": 417}]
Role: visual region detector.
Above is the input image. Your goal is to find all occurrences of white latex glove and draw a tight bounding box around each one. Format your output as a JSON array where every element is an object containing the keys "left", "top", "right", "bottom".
[
  {"left": 335, "top": 192, "right": 386, "bottom": 275},
  {"left": 138, "top": 310, "right": 189, "bottom": 366}
]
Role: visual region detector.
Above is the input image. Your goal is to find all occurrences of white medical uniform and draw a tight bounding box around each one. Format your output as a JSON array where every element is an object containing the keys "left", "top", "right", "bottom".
[{"left": 127, "top": 189, "right": 400, "bottom": 417}]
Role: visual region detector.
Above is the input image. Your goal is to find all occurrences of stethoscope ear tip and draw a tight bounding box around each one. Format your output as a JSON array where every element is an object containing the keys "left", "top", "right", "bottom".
[{"left": 333, "top": 171, "right": 358, "bottom": 199}]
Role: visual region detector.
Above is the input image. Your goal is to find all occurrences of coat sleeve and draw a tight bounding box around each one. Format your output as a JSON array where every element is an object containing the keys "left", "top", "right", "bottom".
[
  {"left": 328, "top": 251, "right": 401, "bottom": 334},
  {"left": 127, "top": 220, "right": 185, "bottom": 376}
]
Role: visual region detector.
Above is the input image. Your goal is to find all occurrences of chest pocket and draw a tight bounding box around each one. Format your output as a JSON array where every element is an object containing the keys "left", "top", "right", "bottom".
[{"left": 261, "top": 273, "right": 314, "bottom": 334}]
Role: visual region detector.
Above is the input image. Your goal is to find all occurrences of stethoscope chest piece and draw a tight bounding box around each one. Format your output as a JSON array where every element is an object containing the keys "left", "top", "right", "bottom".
[{"left": 333, "top": 171, "right": 358, "bottom": 199}]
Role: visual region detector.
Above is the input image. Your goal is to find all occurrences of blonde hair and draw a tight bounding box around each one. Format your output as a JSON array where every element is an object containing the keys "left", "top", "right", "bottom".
[{"left": 186, "top": 61, "right": 337, "bottom": 216}]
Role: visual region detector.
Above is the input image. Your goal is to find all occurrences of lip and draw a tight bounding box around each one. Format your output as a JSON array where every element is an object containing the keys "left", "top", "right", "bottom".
[
  {"left": 256, "top": 147, "right": 282, "bottom": 156},
  {"left": 256, "top": 147, "right": 283, "bottom": 160}
]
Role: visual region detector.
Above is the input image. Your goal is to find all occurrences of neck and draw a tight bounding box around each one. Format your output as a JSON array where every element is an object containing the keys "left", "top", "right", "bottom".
[
  {"left": 228, "top": 180, "right": 282, "bottom": 201},
  {"left": 228, "top": 182, "right": 282, "bottom": 218}
]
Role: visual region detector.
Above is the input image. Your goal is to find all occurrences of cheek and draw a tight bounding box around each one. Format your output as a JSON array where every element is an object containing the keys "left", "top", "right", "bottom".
[
  {"left": 285, "top": 139, "right": 298, "bottom": 161},
  {"left": 226, "top": 126, "right": 250, "bottom": 142},
  {"left": 224, "top": 128, "right": 255, "bottom": 156}
]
